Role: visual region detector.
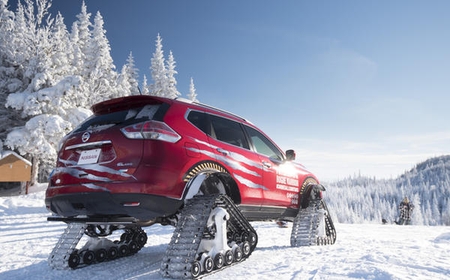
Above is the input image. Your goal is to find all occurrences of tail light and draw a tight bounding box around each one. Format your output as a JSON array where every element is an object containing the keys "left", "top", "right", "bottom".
[{"left": 121, "top": 120, "right": 181, "bottom": 143}]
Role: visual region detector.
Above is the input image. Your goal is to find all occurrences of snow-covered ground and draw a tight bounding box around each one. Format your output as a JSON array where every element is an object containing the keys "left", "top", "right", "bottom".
[{"left": 1, "top": 186, "right": 449, "bottom": 280}]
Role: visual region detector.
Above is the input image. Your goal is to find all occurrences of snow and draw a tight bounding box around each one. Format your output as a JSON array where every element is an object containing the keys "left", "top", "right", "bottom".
[
  {"left": 4, "top": 75, "right": 91, "bottom": 164},
  {"left": 1, "top": 185, "right": 449, "bottom": 280},
  {"left": 0, "top": 150, "right": 32, "bottom": 166}
]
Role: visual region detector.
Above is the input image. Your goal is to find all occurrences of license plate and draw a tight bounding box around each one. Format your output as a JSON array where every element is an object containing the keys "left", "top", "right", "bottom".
[{"left": 78, "top": 149, "right": 101, "bottom": 165}]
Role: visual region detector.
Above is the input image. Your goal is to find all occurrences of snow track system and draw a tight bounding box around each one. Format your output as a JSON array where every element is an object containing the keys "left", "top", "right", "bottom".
[
  {"left": 161, "top": 194, "right": 258, "bottom": 279},
  {"left": 291, "top": 199, "right": 337, "bottom": 246},
  {"left": 47, "top": 192, "right": 335, "bottom": 278},
  {"left": 48, "top": 223, "right": 148, "bottom": 269}
]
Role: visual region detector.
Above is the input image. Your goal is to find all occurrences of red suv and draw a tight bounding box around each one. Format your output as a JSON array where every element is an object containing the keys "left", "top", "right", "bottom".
[{"left": 46, "top": 95, "right": 335, "bottom": 278}]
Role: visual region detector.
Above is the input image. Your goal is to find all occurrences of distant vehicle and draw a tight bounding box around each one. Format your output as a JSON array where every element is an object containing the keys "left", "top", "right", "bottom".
[{"left": 45, "top": 95, "right": 336, "bottom": 278}]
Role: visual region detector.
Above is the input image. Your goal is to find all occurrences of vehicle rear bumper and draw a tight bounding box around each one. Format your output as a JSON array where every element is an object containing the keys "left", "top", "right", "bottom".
[{"left": 45, "top": 192, "right": 183, "bottom": 221}]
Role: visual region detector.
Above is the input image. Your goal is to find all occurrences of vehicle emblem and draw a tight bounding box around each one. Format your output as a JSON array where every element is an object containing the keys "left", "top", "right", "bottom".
[{"left": 81, "top": 131, "right": 90, "bottom": 142}]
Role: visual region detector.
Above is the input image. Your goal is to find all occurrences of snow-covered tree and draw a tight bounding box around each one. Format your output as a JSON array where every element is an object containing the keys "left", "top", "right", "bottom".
[
  {"left": 49, "top": 13, "right": 75, "bottom": 80},
  {"left": 11, "top": 1, "right": 36, "bottom": 91},
  {"left": 2, "top": 1, "right": 98, "bottom": 184},
  {"left": 1, "top": 1, "right": 204, "bottom": 185},
  {"left": 127, "top": 52, "right": 140, "bottom": 95},
  {"left": 84, "top": 11, "right": 119, "bottom": 104},
  {"left": 149, "top": 33, "right": 166, "bottom": 96},
  {"left": 117, "top": 64, "right": 131, "bottom": 97},
  {"left": 188, "top": 77, "right": 199, "bottom": 102},
  {"left": 0, "top": 0, "right": 20, "bottom": 141},
  {"left": 73, "top": 1, "right": 90, "bottom": 77},
  {"left": 442, "top": 198, "right": 450, "bottom": 226},
  {"left": 6, "top": 114, "right": 70, "bottom": 172},
  {"left": 69, "top": 21, "right": 83, "bottom": 83},
  {"left": 411, "top": 193, "right": 424, "bottom": 225},
  {"left": 117, "top": 52, "right": 139, "bottom": 95},
  {"left": 148, "top": 34, "right": 182, "bottom": 99},
  {"left": 68, "top": 1, "right": 93, "bottom": 107},
  {"left": 141, "top": 74, "right": 149, "bottom": 94},
  {"left": 0, "top": 0, "right": 14, "bottom": 70},
  {"left": 165, "top": 50, "right": 180, "bottom": 98},
  {"left": 325, "top": 155, "right": 450, "bottom": 225},
  {"left": 6, "top": 76, "right": 90, "bottom": 184}
]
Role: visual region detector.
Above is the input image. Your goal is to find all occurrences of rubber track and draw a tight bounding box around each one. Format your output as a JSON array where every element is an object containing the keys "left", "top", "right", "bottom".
[
  {"left": 160, "top": 194, "right": 257, "bottom": 279},
  {"left": 48, "top": 224, "right": 147, "bottom": 269},
  {"left": 318, "top": 201, "right": 337, "bottom": 245},
  {"left": 48, "top": 223, "right": 86, "bottom": 269},
  {"left": 290, "top": 199, "right": 336, "bottom": 246}
]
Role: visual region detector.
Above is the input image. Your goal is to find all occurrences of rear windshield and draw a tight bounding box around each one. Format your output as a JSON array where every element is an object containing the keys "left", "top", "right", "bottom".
[{"left": 73, "top": 104, "right": 164, "bottom": 133}]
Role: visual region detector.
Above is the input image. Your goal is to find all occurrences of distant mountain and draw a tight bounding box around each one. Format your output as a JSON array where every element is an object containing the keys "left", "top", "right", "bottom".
[
  {"left": 395, "top": 155, "right": 450, "bottom": 226},
  {"left": 326, "top": 155, "right": 450, "bottom": 225},
  {"left": 397, "top": 155, "right": 450, "bottom": 188}
]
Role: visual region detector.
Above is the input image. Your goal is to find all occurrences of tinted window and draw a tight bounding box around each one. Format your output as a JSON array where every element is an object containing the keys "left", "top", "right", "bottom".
[
  {"left": 187, "top": 111, "right": 209, "bottom": 134},
  {"left": 244, "top": 126, "right": 284, "bottom": 160},
  {"left": 210, "top": 115, "right": 249, "bottom": 149},
  {"left": 74, "top": 104, "right": 161, "bottom": 133}
]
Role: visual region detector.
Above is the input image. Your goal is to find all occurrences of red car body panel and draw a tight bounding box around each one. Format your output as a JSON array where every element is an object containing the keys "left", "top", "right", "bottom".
[{"left": 45, "top": 96, "right": 319, "bottom": 221}]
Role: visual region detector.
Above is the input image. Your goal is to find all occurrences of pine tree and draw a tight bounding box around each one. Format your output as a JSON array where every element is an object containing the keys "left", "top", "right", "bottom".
[
  {"left": 85, "top": 11, "right": 118, "bottom": 104},
  {"left": 122, "top": 52, "right": 140, "bottom": 95},
  {"left": 441, "top": 198, "right": 450, "bottom": 226},
  {"left": 11, "top": 1, "right": 32, "bottom": 90},
  {"left": 431, "top": 194, "right": 440, "bottom": 225},
  {"left": 3, "top": 0, "right": 93, "bottom": 184},
  {"left": 49, "top": 13, "right": 75, "bottom": 81},
  {"left": 117, "top": 64, "right": 131, "bottom": 96},
  {"left": 411, "top": 193, "right": 424, "bottom": 225},
  {"left": 165, "top": 51, "right": 180, "bottom": 98},
  {"left": 0, "top": 0, "right": 14, "bottom": 69},
  {"left": 3, "top": 0, "right": 73, "bottom": 185},
  {"left": 68, "top": 6, "right": 89, "bottom": 108},
  {"left": 141, "top": 74, "right": 149, "bottom": 94},
  {"left": 0, "top": 0, "right": 20, "bottom": 141},
  {"left": 74, "top": 1, "right": 91, "bottom": 77},
  {"left": 69, "top": 22, "right": 84, "bottom": 89},
  {"left": 70, "top": 1, "right": 94, "bottom": 107},
  {"left": 149, "top": 33, "right": 166, "bottom": 96},
  {"left": 188, "top": 77, "right": 199, "bottom": 102}
]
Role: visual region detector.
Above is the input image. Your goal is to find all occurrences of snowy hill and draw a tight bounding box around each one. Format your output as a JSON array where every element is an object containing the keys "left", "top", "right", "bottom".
[
  {"left": 1, "top": 189, "right": 449, "bottom": 280},
  {"left": 326, "top": 155, "right": 450, "bottom": 226},
  {"left": 401, "top": 154, "right": 450, "bottom": 185}
]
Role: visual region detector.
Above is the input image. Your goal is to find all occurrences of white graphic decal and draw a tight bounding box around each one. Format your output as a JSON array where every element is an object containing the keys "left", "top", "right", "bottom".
[
  {"left": 234, "top": 174, "right": 268, "bottom": 190},
  {"left": 185, "top": 146, "right": 261, "bottom": 177},
  {"left": 275, "top": 163, "right": 300, "bottom": 193},
  {"left": 52, "top": 163, "right": 136, "bottom": 184},
  {"left": 82, "top": 183, "right": 111, "bottom": 192}
]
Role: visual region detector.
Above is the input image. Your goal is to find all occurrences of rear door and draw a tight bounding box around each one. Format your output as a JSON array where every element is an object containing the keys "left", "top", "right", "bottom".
[{"left": 207, "top": 114, "right": 265, "bottom": 205}]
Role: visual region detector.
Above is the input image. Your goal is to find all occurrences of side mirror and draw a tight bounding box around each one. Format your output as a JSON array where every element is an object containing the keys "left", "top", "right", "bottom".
[{"left": 286, "top": 149, "right": 296, "bottom": 161}]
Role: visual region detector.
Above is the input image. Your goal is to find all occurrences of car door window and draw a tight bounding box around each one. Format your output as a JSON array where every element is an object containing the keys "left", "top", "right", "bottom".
[
  {"left": 244, "top": 126, "right": 284, "bottom": 161},
  {"left": 209, "top": 115, "right": 249, "bottom": 149}
]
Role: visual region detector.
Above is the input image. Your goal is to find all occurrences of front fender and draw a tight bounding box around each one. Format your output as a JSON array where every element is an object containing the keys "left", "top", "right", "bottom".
[{"left": 300, "top": 182, "right": 326, "bottom": 209}]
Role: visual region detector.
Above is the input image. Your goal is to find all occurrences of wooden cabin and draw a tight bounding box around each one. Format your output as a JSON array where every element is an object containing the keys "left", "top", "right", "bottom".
[{"left": 0, "top": 151, "right": 32, "bottom": 195}]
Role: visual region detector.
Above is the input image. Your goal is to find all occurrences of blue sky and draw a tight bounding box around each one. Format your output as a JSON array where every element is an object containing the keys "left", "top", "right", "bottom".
[{"left": 47, "top": 0, "right": 450, "bottom": 181}]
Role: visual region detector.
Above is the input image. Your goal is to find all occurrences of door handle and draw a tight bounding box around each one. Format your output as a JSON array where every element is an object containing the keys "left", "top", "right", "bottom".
[
  {"left": 217, "top": 148, "right": 230, "bottom": 156},
  {"left": 262, "top": 161, "right": 272, "bottom": 168}
]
